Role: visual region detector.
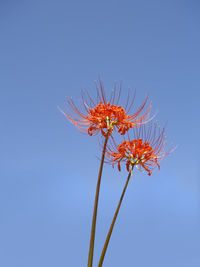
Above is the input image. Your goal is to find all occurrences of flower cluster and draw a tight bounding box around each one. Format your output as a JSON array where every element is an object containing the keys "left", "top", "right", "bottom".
[
  {"left": 106, "top": 123, "right": 168, "bottom": 175},
  {"left": 61, "top": 80, "right": 151, "bottom": 137},
  {"left": 61, "top": 80, "right": 170, "bottom": 175}
]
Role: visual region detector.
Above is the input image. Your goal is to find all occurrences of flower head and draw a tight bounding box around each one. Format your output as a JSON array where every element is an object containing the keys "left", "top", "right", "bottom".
[
  {"left": 60, "top": 80, "right": 151, "bottom": 137},
  {"left": 106, "top": 122, "right": 170, "bottom": 175}
]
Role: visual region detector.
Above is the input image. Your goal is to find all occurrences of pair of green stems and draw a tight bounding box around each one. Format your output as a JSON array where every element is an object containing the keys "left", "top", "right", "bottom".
[{"left": 87, "top": 133, "right": 134, "bottom": 267}]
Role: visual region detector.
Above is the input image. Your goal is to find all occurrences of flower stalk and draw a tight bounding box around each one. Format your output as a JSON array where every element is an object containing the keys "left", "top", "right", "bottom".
[
  {"left": 98, "top": 164, "right": 134, "bottom": 267},
  {"left": 87, "top": 132, "right": 109, "bottom": 267}
]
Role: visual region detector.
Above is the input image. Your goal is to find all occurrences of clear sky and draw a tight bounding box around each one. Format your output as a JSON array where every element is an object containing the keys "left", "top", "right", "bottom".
[{"left": 0, "top": 0, "right": 200, "bottom": 266}]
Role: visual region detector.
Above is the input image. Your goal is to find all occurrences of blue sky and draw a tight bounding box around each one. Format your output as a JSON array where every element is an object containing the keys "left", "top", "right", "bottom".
[{"left": 0, "top": 0, "right": 200, "bottom": 266}]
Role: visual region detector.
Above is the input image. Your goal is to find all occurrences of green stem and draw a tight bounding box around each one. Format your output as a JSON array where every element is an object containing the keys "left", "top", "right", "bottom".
[
  {"left": 98, "top": 165, "right": 134, "bottom": 267},
  {"left": 87, "top": 132, "right": 109, "bottom": 267}
]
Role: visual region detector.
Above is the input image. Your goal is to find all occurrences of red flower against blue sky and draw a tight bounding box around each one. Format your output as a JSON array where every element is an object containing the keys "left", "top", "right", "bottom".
[
  {"left": 106, "top": 122, "right": 170, "bottom": 175},
  {"left": 61, "top": 80, "right": 151, "bottom": 136}
]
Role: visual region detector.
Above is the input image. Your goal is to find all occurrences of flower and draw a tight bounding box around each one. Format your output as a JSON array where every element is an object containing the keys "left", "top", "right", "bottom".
[
  {"left": 106, "top": 122, "right": 170, "bottom": 175},
  {"left": 60, "top": 80, "right": 151, "bottom": 137}
]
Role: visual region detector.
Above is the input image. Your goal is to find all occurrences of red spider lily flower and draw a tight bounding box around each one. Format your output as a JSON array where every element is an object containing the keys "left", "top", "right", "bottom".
[
  {"left": 106, "top": 122, "right": 170, "bottom": 175},
  {"left": 60, "top": 80, "right": 151, "bottom": 137}
]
